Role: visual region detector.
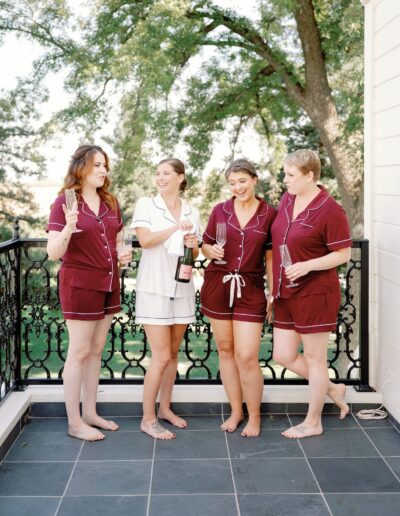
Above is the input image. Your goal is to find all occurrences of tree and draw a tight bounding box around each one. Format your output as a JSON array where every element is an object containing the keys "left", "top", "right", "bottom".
[
  {"left": 0, "top": 0, "right": 76, "bottom": 237},
  {"left": 0, "top": 79, "right": 47, "bottom": 239},
  {"left": 0, "top": 0, "right": 364, "bottom": 234}
]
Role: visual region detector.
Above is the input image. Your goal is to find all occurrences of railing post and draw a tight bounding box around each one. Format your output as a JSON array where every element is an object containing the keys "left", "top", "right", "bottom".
[
  {"left": 355, "top": 239, "right": 373, "bottom": 392},
  {"left": 13, "top": 217, "right": 25, "bottom": 391},
  {"left": 12, "top": 217, "right": 20, "bottom": 240}
]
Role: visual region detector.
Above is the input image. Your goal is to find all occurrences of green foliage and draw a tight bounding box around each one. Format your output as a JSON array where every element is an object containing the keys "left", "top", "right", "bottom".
[
  {"left": 0, "top": 0, "right": 364, "bottom": 232},
  {"left": 0, "top": 78, "right": 48, "bottom": 236}
]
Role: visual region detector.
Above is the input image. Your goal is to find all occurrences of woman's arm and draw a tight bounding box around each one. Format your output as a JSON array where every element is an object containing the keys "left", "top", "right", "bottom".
[
  {"left": 285, "top": 247, "right": 351, "bottom": 283},
  {"left": 46, "top": 205, "right": 77, "bottom": 261},
  {"left": 135, "top": 219, "right": 192, "bottom": 249},
  {"left": 47, "top": 229, "right": 73, "bottom": 261}
]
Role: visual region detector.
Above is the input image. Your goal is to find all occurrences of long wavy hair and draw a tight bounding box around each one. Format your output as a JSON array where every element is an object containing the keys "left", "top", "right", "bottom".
[{"left": 58, "top": 144, "right": 117, "bottom": 211}]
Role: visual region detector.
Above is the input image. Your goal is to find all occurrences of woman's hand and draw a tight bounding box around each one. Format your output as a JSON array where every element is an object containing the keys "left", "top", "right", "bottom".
[
  {"left": 178, "top": 220, "right": 193, "bottom": 232},
  {"left": 183, "top": 233, "right": 199, "bottom": 249},
  {"left": 118, "top": 248, "right": 132, "bottom": 267},
  {"left": 62, "top": 204, "right": 78, "bottom": 233},
  {"left": 202, "top": 243, "right": 224, "bottom": 261},
  {"left": 284, "top": 261, "right": 311, "bottom": 283},
  {"left": 116, "top": 229, "right": 133, "bottom": 267}
]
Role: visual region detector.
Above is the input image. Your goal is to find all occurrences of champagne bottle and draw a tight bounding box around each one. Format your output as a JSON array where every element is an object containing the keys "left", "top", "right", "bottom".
[{"left": 175, "top": 245, "right": 193, "bottom": 283}]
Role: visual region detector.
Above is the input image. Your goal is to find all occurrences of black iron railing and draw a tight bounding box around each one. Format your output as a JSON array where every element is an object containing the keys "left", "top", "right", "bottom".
[{"left": 0, "top": 219, "right": 371, "bottom": 403}]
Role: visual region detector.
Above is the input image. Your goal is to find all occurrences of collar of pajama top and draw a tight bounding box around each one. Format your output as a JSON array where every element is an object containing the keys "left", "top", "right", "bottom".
[
  {"left": 47, "top": 194, "right": 124, "bottom": 292},
  {"left": 152, "top": 193, "right": 193, "bottom": 223},
  {"left": 203, "top": 196, "right": 277, "bottom": 276},
  {"left": 271, "top": 185, "right": 352, "bottom": 299}
]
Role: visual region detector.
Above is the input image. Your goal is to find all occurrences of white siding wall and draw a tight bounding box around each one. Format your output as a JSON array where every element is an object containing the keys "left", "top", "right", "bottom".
[{"left": 366, "top": 0, "right": 400, "bottom": 421}]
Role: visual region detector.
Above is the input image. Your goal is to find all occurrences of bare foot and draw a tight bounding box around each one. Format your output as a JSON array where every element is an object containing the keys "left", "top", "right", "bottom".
[
  {"left": 281, "top": 423, "right": 323, "bottom": 439},
  {"left": 241, "top": 417, "right": 261, "bottom": 438},
  {"left": 328, "top": 383, "right": 350, "bottom": 419},
  {"left": 141, "top": 419, "right": 176, "bottom": 439},
  {"left": 158, "top": 408, "right": 187, "bottom": 428},
  {"left": 221, "top": 413, "right": 244, "bottom": 433},
  {"left": 68, "top": 422, "right": 105, "bottom": 441},
  {"left": 83, "top": 414, "right": 119, "bottom": 431}
]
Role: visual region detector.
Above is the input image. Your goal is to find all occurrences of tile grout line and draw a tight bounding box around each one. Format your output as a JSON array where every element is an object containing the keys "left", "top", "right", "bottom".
[
  {"left": 287, "top": 414, "right": 333, "bottom": 516},
  {"left": 145, "top": 428, "right": 157, "bottom": 516},
  {"left": 7, "top": 454, "right": 400, "bottom": 463},
  {"left": 53, "top": 439, "right": 85, "bottom": 516},
  {"left": 222, "top": 403, "right": 241, "bottom": 516},
  {"left": 2, "top": 491, "right": 400, "bottom": 498},
  {"left": 353, "top": 414, "right": 400, "bottom": 484}
]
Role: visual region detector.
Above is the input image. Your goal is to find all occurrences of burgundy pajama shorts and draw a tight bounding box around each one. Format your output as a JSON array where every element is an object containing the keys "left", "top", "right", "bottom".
[
  {"left": 59, "top": 283, "right": 121, "bottom": 321},
  {"left": 200, "top": 272, "right": 266, "bottom": 323},
  {"left": 273, "top": 289, "right": 341, "bottom": 334}
]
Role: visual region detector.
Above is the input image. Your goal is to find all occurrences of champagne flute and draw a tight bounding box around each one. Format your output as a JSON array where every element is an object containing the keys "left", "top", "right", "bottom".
[
  {"left": 64, "top": 188, "right": 82, "bottom": 233},
  {"left": 121, "top": 227, "right": 133, "bottom": 270},
  {"left": 279, "top": 244, "right": 299, "bottom": 287},
  {"left": 215, "top": 222, "right": 227, "bottom": 265}
]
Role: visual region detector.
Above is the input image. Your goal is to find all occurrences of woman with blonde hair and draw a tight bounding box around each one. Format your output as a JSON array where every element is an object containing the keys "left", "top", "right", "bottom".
[{"left": 271, "top": 149, "right": 351, "bottom": 438}]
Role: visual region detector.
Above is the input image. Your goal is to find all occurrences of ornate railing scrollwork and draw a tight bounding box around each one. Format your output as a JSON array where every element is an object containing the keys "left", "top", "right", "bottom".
[{"left": 0, "top": 235, "right": 371, "bottom": 398}]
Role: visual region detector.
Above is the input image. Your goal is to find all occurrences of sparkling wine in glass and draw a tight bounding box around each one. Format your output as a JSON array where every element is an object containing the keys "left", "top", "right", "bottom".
[
  {"left": 279, "top": 244, "right": 299, "bottom": 287},
  {"left": 121, "top": 227, "right": 133, "bottom": 270},
  {"left": 215, "top": 222, "right": 227, "bottom": 265},
  {"left": 64, "top": 189, "right": 82, "bottom": 233}
]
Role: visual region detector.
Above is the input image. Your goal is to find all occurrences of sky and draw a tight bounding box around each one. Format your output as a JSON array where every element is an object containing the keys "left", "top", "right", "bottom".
[{"left": 0, "top": 0, "right": 266, "bottom": 192}]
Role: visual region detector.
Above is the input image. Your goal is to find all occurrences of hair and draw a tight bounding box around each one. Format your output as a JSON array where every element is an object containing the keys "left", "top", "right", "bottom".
[
  {"left": 225, "top": 158, "right": 258, "bottom": 180},
  {"left": 158, "top": 158, "right": 188, "bottom": 192},
  {"left": 283, "top": 149, "right": 321, "bottom": 181},
  {"left": 59, "top": 144, "right": 117, "bottom": 211}
]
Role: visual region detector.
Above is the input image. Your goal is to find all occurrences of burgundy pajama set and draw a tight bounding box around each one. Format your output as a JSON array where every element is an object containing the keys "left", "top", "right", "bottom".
[
  {"left": 47, "top": 194, "right": 124, "bottom": 321},
  {"left": 200, "top": 197, "right": 276, "bottom": 323},
  {"left": 271, "top": 186, "right": 352, "bottom": 334}
]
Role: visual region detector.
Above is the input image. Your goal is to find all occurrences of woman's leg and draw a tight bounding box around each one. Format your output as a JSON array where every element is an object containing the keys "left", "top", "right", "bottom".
[
  {"left": 282, "top": 332, "right": 330, "bottom": 438},
  {"left": 158, "top": 324, "right": 188, "bottom": 428},
  {"left": 141, "top": 324, "right": 175, "bottom": 439},
  {"left": 233, "top": 321, "right": 264, "bottom": 437},
  {"left": 81, "top": 314, "right": 119, "bottom": 431},
  {"left": 210, "top": 318, "right": 243, "bottom": 432},
  {"left": 273, "top": 328, "right": 349, "bottom": 418},
  {"left": 64, "top": 319, "right": 104, "bottom": 441}
]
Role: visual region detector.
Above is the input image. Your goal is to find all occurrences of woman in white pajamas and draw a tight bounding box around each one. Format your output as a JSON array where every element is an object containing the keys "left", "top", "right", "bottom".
[{"left": 131, "top": 158, "right": 201, "bottom": 439}]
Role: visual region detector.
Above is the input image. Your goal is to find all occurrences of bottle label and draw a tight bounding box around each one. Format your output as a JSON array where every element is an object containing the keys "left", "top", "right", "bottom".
[{"left": 178, "top": 264, "right": 193, "bottom": 280}]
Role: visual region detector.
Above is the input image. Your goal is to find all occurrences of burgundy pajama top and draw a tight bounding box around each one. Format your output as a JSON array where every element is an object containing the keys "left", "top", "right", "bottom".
[
  {"left": 47, "top": 194, "right": 124, "bottom": 292},
  {"left": 203, "top": 196, "right": 276, "bottom": 288},
  {"left": 271, "top": 186, "right": 352, "bottom": 299}
]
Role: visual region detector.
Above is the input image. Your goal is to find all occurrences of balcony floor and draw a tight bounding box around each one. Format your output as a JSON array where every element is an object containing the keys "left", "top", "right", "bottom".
[{"left": 0, "top": 403, "right": 400, "bottom": 516}]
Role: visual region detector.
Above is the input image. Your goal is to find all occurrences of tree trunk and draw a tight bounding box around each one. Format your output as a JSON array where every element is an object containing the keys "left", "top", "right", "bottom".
[
  {"left": 305, "top": 103, "right": 364, "bottom": 238},
  {"left": 293, "top": 0, "right": 364, "bottom": 237}
]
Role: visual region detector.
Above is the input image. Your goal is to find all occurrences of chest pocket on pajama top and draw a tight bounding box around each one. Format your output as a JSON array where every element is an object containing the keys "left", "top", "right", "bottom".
[
  {"left": 295, "top": 222, "right": 321, "bottom": 247},
  {"left": 250, "top": 229, "right": 268, "bottom": 244},
  {"left": 104, "top": 215, "right": 119, "bottom": 238}
]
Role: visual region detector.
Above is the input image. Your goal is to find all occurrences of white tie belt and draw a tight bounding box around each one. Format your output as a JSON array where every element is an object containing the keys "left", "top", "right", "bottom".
[{"left": 223, "top": 273, "right": 246, "bottom": 307}]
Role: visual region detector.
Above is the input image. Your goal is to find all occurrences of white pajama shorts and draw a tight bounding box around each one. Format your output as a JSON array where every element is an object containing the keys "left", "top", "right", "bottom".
[{"left": 135, "top": 291, "right": 196, "bottom": 325}]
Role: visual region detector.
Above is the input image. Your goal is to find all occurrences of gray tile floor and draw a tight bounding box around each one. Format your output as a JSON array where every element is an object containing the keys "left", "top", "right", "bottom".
[{"left": 1, "top": 403, "right": 400, "bottom": 516}]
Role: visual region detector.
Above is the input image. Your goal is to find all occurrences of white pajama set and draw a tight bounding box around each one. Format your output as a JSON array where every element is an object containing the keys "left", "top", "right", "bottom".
[{"left": 130, "top": 194, "right": 202, "bottom": 325}]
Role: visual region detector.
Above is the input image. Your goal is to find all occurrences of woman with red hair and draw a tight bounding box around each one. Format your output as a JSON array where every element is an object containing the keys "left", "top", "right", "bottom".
[{"left": 47, "top": 144, "right": 131, "bottom": 441}]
